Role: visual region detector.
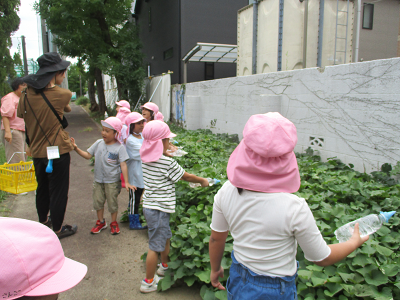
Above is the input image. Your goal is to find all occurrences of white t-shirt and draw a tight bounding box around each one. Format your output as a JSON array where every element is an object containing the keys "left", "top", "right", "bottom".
[
  {"left": 211, "top": 181, "right": 331, "bottom": 277},
  {"left": 142, "top": 155, "right": 185, "bottom": 213}
]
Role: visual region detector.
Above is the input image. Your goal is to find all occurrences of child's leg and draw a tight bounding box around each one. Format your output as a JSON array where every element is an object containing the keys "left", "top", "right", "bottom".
[
  {"left": 105, "top": 182, "right": 122, "bottom": 222},
  {"left": 160, "top": 238, "right": 170, "bottom": 265},
  {"left": 111, "top": 212, "right": 118, "bottom": 223},
  {"left": 96, "top": 208, "right": 105, "bottom": 221},
  {"left": 146, "top": 249, "right": 159, "bottom": 280}
]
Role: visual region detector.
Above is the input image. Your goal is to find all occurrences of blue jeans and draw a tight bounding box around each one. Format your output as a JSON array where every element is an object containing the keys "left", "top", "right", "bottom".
[{"left": 226, "top": 251, "right": 298, "bottom": 300}]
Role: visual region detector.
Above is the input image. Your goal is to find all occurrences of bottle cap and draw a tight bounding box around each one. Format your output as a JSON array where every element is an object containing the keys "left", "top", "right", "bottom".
[
  {"left": 213, "top": 178, "right": 221, "bottom": 184},
  {"left": 380, "top": 211, "right": 396, "bottom": 222}
]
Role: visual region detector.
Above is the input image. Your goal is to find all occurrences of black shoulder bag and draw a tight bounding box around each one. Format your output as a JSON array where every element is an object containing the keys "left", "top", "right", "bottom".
[{"left": 40, "top": 91, "right": 69, "bottom": 129}]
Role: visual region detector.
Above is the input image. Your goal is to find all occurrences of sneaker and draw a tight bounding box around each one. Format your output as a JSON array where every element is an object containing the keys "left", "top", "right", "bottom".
[
  {"left": 56, "top": 224, "right": 77, "bottom": 239},
  {"left": 91, "top": 220, "right": 107, "bottom": 234},
  {"left": 157, "top": 263, "right": 168, "bottom": 277},
  {"left": 110, "top": 221, "right": 120, "bottom": 235},
  {"left": 140, "top": 275, "right": 160, "bottom": 293}
]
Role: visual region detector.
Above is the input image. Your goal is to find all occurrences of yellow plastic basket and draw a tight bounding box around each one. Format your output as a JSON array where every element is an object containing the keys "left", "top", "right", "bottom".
[{"left": 0, "top": 161, "right": 37, "bottom": 194}]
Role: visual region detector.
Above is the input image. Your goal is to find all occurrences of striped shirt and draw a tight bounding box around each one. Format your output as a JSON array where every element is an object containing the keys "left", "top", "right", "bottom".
[{"left": 142, "top": 155, "right": 185, "bottom": 213}]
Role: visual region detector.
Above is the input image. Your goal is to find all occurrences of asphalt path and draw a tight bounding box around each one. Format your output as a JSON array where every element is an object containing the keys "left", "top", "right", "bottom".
[{"left": 2, "top": 103, "right": 201, "bottom": 300}]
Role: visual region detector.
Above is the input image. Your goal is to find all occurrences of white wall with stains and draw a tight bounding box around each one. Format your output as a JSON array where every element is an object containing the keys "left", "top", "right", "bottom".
[{"left": 171, "top": 58, "right": 400, "bottom": 173}]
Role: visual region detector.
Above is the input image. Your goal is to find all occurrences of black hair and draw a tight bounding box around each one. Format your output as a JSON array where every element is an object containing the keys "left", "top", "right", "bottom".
[
  {"left": 11, "top": 77, "right": 25, "bottom": 91},
  {"left": 129, "top": 123, "right": 136, "bottom": 135},
  {"left": 237, "top": 188, "right": 243, "bottom": 195}
]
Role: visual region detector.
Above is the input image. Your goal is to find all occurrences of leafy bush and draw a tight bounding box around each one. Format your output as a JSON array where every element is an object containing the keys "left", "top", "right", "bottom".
[
  {"left": 144, "top": 125, "right": 400, "bottom": 300},
  {"left": 76, "top": 96, "right": 89, "bottom": 106}
]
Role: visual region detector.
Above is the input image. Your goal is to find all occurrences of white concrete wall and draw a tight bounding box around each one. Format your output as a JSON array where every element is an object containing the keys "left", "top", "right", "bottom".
[{"left": 171, "top": 58, "right": 400, "bottom": 173}]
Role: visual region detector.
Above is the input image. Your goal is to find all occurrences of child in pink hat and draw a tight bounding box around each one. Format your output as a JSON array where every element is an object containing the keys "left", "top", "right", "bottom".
[
  {"left": 70, "top": 117, "right": 135, "bottom": 235},
  {"left": 115, "top": 100, "right": 130, "bottom": 111},
  {"left": 209, "top": 113, "right": 368, "bottom": 298},
  {"left": 138, "top": 120, "right": 209, "bottom": 293},
  {"left": 0, "top": 217, "right": 87, "bottom": 300},
  {"left": 141, "top": 102, "right": 159, "bottom": 122},
  {"left": 124, "top": 112, "right": 147, "bottom": 230}
]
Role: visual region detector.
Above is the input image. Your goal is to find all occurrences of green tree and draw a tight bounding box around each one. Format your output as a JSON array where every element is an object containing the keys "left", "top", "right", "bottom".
[
  {"left": 35, "top": 0, "right": 145, "bottom": 115},
  {"left": 67, "top": 63, "right": 88, "bottom": 97},
  {"left": 0, "top": 0, "right": 20, "bottom": 97}
]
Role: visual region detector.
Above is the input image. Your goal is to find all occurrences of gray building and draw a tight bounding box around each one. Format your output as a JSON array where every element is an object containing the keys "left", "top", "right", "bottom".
[
  {"left": 358, "top": 0, "right": 400, "bottom": 62},
  {"left": 134, "top": 0, "right": 247, "bottom": 84}
]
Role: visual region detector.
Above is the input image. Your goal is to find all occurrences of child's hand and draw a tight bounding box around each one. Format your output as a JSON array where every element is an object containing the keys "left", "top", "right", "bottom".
[
  {"left": 200, "top": 178, "right": 209, "bottom": 187},
  {"left": 210, "top": 266, "right": 225, "bottom": 290},
  {"left": 349, "top": 223, "right": 369, "bottom": 247},
  {"left": 70, "top": 137, "right": 77, "bottom": 150},
  {"left": 126, "top": 183, "right": 137, "bottom": 192}
]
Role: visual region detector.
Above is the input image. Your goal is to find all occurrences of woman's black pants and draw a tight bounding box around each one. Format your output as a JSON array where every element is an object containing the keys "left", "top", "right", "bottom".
[{"left": 33, "top": 153, "right": 70, "bottom": 232}]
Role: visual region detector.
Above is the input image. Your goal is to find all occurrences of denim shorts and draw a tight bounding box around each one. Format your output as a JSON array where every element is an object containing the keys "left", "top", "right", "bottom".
[
  {"left": 226, "top": 251, "right": 298, "bottom": 300},
  {"left": 143, "top": 208, "right": 172, "bottom": 252}
]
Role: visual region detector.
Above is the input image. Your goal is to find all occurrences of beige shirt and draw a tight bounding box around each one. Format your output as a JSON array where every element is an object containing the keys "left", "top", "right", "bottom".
[
  {"left": 17, "top": 86, "right": 74, "bottom": 158},
  {"left": 211, "top": 181, "right": 331, "bottom": 277}
]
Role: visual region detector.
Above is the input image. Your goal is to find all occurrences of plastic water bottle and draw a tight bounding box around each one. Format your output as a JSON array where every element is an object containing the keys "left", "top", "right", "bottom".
[
  {"left": 189, "top": 178, "right": 220, "bottom": 188},
  {"left": 45, "top": 159, "right": 53, "bottom": 173},
  {"left": 334, "top": 211, "right": 396, "bottom": 243}
]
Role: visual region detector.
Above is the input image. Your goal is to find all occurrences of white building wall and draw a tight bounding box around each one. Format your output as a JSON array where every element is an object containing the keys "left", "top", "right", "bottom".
[{"left": 171, "top": 58, "right": 400, "bottom": 173}]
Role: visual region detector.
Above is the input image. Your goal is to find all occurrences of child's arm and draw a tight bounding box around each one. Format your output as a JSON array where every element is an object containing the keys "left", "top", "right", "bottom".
[
  {"left": 209, "top": 230, "right": 228, "bottom": 290},
  {"left": 313, "top": 223, "right": 368, "bottom": 267},
  {"left": 70, "top": 137, "right": 92, "bottom": 160},
  {"left": 120, "top": 161, "right": 136, "bottom": 191},
  {"left": 181, "top": 172, "right": 209, "bottom": 187}
]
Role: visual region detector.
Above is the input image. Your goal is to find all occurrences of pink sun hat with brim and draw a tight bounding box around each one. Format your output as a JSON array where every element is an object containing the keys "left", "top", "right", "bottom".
[
  {"left": 155, "top": 111, "right": 164, "bottom": 121},
  {"left": 0, "top": 217, "right": 87, "bottom": 300},
  {"left": 125, "top": 112, "right": 145, "bottom": 136},
  {"left": 140, "top": 120, "right": 176, "bottom": 162},
  {"left": 141, "top": 102, "right": 159, "bottom": 115},
  {"left": 116, "top": 106, "right": 131, "bottom": 123},
  {"left": 115, "top": 100, "right": 130, "bottom": 110},
  {"left": 101, "top": 117, "right": 123, "bottom": 140},
  {"left": 227, "top": 112, "right": 300, "bottom": 193}
]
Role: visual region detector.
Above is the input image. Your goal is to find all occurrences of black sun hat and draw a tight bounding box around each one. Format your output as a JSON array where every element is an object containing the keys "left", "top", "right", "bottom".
[{"left": 24, "top": 52, "right": 71, "bottom": 90}]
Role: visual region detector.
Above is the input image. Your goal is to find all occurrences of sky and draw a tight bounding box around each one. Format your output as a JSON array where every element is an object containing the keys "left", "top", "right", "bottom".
[
  {"left": 10, "top": 0, "right": 78, "bottom": 66},
  {"left": 10, "top": 0, "right": 42, "bottom": 61}
]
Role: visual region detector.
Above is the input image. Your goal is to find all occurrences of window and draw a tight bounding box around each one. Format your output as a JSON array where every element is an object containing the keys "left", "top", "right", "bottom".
[
  {"left": 106, "top": 80, "right": 109, "bottom": 90},
  {"left": 362, "top": 3, "right": 374, "bottom": 30},
  {"left": 163, "top": 48, "right": 173, "bottom": 60},
  {"left": 205, "top": 62, "right": 214, "bottom": 80}
]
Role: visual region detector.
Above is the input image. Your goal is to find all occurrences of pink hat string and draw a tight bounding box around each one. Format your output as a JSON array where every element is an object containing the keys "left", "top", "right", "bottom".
[
  {"left": 116, "top": 107, "right": 131, "bottom": 123},
  {"left": 227, "top": 112, "right": 300, "bottom": 193},
  {"left": 141, "top": 102, "right": 159, "bottom": 116},
  {"left": 140, "top": 120, "right": 176, "bottom": 162},
  {"left": 124, "top": 112, "right": 145, "bottom": 137},
  {"left": 101, "top": 117, "right": 123, "bottom": 141},
  {"left": 0, "top": 217, "right": 87, "bottom": 300},
  {"left": 115, "top": 100, "right": 130, "bottom": 110}
]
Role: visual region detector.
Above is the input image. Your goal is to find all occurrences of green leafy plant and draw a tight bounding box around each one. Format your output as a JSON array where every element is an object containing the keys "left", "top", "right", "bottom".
[
  {"left": 76, "top": 96, "right": 89, "bottom": 106},
  {"left": 143, "top": 125, "right": 400, "bottom": 300}
]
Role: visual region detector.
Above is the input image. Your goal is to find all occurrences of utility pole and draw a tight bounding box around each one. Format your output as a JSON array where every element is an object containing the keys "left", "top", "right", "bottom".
[
  {"left": 79, "top": 74, "right": 82, "bottom": 96},
  {"left": 21, "top": 36, "right": 29, "bottom": 75}
]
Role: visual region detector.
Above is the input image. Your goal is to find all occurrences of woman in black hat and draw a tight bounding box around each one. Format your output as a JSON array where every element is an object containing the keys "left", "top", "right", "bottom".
[{"left": 17, "top": 52, "right": 77, "bottom": 239}]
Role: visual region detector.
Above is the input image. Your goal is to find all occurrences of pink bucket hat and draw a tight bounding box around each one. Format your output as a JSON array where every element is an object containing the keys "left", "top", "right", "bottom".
[
  {"left": 0, "top": 217, "right": 87, "bottom": 299},
  {"left": 141, "top": 102, "right": 159, "bottom": 115},
  {"left": 115, "top": 100, "right": 130, "bottom": 110},
  {"left": 155, "top": 111, "right": 164, "bottom": 121},
  {"left": 140, "top": 120, "right": 176, "bottom": 162},
  {"left": 227, "top": 112, "right": 300, "bottom": 193},
  {"left": 125, "top": 112, "right": 145, "bottom": 136},
  {"left": 101, "top": 116, "right": 123, "bottom": 140},
  {"left": 116, "top": 106, "right": 131, "bottom": 123}
]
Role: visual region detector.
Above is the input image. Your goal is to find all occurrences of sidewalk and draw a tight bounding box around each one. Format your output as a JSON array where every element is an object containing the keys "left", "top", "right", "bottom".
[{"left": 3, "top": 103, "right": 201, "bottom": 300}]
